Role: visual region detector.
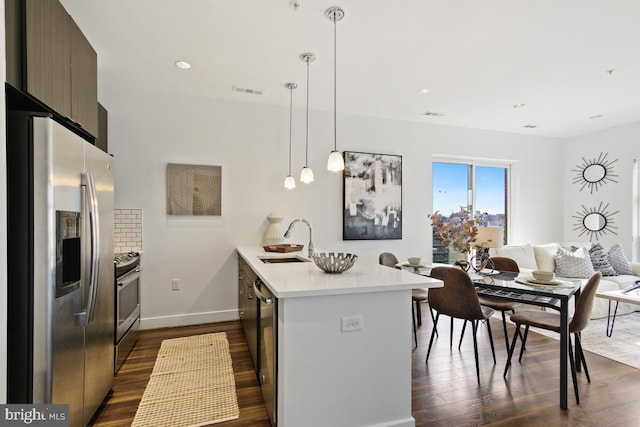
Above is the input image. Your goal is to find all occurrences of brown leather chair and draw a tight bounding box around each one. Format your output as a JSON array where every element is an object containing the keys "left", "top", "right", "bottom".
[
  {"left": 427, "top": 266, "right": 496, "bottom": 383},
  {"left": 379, "top": 252, "right": 433, "bottom": 348},
  {"left": 504, "top": 272, "right": 602, "bottom": 404},
  {"left": 475, "top": 256, "right": 521, "bottom": 353}
]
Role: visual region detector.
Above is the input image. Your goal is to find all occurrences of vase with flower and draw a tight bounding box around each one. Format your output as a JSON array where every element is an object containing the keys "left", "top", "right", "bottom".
[{"left": 428, "top": 207, "right": 481, "bottom": 269}]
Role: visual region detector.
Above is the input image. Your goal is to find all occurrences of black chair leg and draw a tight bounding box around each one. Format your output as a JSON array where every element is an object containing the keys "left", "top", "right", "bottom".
[
  {"left": 501, "top": 311, "right": 510, "bottom": 354},
  {"left": 426, "top": 312, "right": 440, "bottom": 361},
  {"left": 518, "top": 326, "right": 530, "bottom": 362},
  {"left": 428, "top": 306, "right": 439, "bottom": 337},
  {"left": 568, "top": 335, "right": 580, "bottom": 404},
  {"left": 575, "top": 333, "right": 591, "bottom": 383},
  {"left": 449, "top": 316, "right": 454, "bottom": 349},
  {"left": 415, "top": 300, "right": 423, "bottom": 326},
  {"left": 504, "top": 324, "right": 520, "bottom": 377},
  {"left": 412, "top": 302, "right": 418, "bottom": 348},
  {"left": 471, "top": 320, "right": 481, "bottom": 384},
  {"left": 458, "top": 320, "right": 467, "bottom": 350},
  {"left": 485, "top": 318, "right": 496, "bottom": 364}
]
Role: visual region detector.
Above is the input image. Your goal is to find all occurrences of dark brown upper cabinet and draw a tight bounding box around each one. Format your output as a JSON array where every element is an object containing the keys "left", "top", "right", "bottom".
[{"left": 7, "top": 0, "right": 99, "bottom": 138}]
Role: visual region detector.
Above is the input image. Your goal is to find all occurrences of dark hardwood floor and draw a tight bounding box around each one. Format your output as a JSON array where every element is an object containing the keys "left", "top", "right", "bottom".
[{"left": 92, "top": 306, "right": 640, "bottom": 426}]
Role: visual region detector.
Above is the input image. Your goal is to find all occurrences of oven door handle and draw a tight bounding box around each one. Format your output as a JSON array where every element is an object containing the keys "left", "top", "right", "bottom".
[
  {"left": 118, "top": 268, "right": 141, "bottom": 289},
  {"left": 254, "top": 284, "right": 273, "bottom": 305}
]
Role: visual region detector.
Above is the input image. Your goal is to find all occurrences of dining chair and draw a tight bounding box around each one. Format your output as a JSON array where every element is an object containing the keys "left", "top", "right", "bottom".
[
  {"left": 427, "top": 266, "right": 497, "bottom": 384},
  {"left": 379, "top": 252, "right": 433, "bottom": 348},
  {"left": 503, "top": 271, "right": 602, "bottom": 404},
  {"left": 472, "top": 256, "right": 521, "bottom": 353}
]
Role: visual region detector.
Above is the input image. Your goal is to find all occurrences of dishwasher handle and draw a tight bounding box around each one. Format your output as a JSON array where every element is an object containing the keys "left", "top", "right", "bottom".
[{"left": 253, "top": 283, "right": 273, "bottom": 305}]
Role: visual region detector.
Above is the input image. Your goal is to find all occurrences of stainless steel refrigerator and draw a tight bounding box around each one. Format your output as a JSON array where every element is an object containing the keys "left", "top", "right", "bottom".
[{"left": 6, "top": 113, "right": 114, "bottom": 427}]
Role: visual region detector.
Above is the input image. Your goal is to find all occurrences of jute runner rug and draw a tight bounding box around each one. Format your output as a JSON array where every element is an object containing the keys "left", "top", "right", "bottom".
[{"left": 132, "top": 332, "right": 240, "bottom": 427}]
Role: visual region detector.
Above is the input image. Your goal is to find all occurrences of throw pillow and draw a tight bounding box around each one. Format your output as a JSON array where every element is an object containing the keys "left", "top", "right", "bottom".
[
  {"left": 589, "top": 243, "right": 617, "bottom": 276},
  {"left": 608, "top": 244, "right": 633, "bottom": 275},
  {"left": 555, "top": 246, "right": 595, "bottom": 278}
]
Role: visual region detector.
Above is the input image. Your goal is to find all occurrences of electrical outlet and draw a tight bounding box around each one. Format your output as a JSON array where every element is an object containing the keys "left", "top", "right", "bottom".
[
  {"left": 172, "top": 279, "right": 180, "bottom": 291},
  {"left": 341, "top": 315, "right": 363, "bottom": 332}
]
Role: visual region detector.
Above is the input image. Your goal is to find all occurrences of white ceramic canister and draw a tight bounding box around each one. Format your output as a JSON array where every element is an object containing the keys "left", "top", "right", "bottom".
[{"left": 264, "top": 213, "right": 284, "bottom": 245}]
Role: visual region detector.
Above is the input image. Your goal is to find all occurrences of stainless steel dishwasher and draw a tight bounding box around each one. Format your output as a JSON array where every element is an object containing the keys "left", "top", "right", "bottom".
[{"left": 255, "top": 279, "right": 277, "bottom": 426}]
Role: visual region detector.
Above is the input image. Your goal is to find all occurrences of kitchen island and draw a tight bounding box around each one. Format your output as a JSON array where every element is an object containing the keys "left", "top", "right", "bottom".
[{"left": 237, "top": 247, "right": 443, "bottom": 427}]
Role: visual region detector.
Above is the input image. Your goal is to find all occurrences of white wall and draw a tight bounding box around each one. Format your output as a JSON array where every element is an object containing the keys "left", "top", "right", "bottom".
[
  {"left": 100, "top": 82, "right": 565, "bottom": 328},
  {"left": 1, "top": 1, "right": 8, "bottom": 403},
  {"left": 564, "top": 121, "right": 640, "bottom": 260}
]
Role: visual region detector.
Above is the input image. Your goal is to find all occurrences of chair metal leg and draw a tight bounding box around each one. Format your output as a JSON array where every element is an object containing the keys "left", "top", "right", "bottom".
[
  {"left": 504, "top": 324, "right": 520, "bottom": 377},
  {"left": 472, "top": 320, "right": 481, "bottom": 384},
  {"left": 412, "top": 302, "right": 418, "bottom": 348},
  {"left": 486, "top": 318, "right": 496, "bottom": 364},
  {"left": 501, "top": 311, "right": 510, "bottom": 353},
  {"left": 518, "top": 325, "right": 530, "bottom": 362},
  {"left": 428, "top": 307, "right": 439, "bottom": 337},
  {"left": 458, "top": 320, "right": 467, "bottom": 350},
  {"left": 568, "top": 335, "right": 580, "bottom": 404},
  {"left": 450, "top": 316, "right": 454, "bottom": 349},
  {"left": 426, "top": 312, "right": 440, "bottom": 361},
  {"left": 575, "top": 333, "right": 590, "bottom": 383},
  {"left": 415, "top": 300, "right": 423, "bottom": 326}
]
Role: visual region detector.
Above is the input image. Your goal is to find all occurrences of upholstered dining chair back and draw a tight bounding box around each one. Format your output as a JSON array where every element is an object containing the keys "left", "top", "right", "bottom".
[
  {"left": 428, "top": 266, "right": 486, "bottom": 321},
  {"left": 570, "top": 272, "right": 602, "bottom": 333},
  {"left": 490, "top": 257, "right": 520, "bottom": 273},
  {"left": 379, "top": 252, "right": 399, "bottom": 267}
]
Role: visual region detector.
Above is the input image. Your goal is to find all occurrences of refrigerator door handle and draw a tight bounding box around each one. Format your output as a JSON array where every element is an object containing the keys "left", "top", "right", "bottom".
[{"left": 81, "top": 172, "right": 101, "bottom": 325}]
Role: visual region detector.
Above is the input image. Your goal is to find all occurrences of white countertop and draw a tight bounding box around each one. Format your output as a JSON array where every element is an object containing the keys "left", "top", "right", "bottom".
[{"left": 237, "top": 246, "right": 443, "bottom": 298}]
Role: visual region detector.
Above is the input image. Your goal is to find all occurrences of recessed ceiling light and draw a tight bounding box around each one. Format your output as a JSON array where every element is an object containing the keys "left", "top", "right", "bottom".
[
  {"left": 523, "top": 124, "right": 537, "bottom": 129},
  {"left": 422, "top": 111, "right": 445, "bottom": 117},
  {"left": 513, "top": 103, "right": 526, "bottom": 108},
  {"left": 417, "top": 88, "right": 431, "bottom": 94},
  {"left": 589, "top": 114, "right": 604, "bottom": 119},
  {"left": 175, "top": 60, "right": 191, "bottom": 69}
]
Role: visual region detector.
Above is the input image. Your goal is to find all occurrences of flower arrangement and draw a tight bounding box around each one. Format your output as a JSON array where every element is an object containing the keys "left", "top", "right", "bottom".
[{"left": 428, "top": 207, "right": 480, "bottom": 254}]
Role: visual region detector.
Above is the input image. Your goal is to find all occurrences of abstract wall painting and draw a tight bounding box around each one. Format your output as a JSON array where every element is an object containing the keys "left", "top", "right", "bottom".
[
  {"left": 166, "top": 163, "right": 221, "bottom": 216},
  {"left": 343, "top": 151, "right": 402, "bottom": 240}
]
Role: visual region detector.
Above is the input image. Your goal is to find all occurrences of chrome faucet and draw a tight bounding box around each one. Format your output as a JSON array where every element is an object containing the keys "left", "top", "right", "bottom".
[{"left": 284, "top": 218, "right": 314, "bottom": 258}]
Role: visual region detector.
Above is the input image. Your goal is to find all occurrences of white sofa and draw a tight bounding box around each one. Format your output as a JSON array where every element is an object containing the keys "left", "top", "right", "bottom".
[{"left": 489, "top": 243, "right": 640, "bottom": 319}]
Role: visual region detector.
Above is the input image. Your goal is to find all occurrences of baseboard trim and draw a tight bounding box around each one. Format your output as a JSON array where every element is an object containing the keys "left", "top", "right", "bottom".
[
  {"left": 140, "top": 309, "right": 239, "bottom": 330},
  {"left": 369, "top": 417, "right": 415, "bottom": 427}
]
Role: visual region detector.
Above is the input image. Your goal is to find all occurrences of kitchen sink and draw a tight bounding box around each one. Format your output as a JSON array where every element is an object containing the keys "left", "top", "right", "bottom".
[{"left": 260, "top": 257, "right": 310, "bottom": 264}]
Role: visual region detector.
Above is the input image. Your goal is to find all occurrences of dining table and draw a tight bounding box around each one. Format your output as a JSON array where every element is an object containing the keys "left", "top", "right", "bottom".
[{"left": 399, "top": 263, "right": 582, "bottom": 409}]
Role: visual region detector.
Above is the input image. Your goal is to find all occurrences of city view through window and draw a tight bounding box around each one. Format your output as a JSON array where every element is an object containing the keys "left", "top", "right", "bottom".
[{"left": 432, "top": 162, "right": 508, "bottom": 263}]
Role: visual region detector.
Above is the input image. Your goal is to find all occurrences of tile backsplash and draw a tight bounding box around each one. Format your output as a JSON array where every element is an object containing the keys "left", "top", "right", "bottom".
[{"left": 114, "top": 209, "right": 143, "bottom": 254}]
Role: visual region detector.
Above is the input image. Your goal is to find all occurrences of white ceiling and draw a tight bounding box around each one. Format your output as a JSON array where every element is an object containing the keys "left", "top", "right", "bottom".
[{"left": 60, "top": 0, "right": 640, "bottom": 139}]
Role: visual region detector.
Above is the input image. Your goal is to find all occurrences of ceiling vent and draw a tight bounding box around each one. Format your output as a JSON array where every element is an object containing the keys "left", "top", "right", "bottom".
[
  {"left": 422, "top": 111, "right": 445, "bottom": 117},
  {"left": 232, "top": 86, "right": 265, "bottom": 96}
]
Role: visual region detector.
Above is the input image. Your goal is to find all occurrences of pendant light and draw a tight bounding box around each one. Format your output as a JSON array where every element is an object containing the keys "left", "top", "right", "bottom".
[
  {"left": 326, "top": 6, "right": 345, "bottom": 172},
  {"left": 284, "top": 82, "right": 297, "bottom": 190},
  {"left": 300, "top": 52, "right": 315, "bottom": 184}
]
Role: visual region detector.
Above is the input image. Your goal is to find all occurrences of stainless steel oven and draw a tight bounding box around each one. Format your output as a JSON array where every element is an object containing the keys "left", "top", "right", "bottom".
[{"left": 114, "top": 253, "right": 141, "bottom": 372}]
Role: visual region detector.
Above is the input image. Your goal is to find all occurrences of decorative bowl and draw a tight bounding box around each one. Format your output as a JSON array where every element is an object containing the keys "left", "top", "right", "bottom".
[
  {"left": 312, "top": 252, "right": 358, "bottom": 274},
  {"left": 408, "top": 257, "right": 422, "bottom": 266},
  {"left": 532, "top": 270, "right": 555, "bottom": 282}
]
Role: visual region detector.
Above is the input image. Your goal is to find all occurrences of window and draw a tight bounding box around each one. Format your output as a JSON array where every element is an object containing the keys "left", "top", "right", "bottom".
[{"left": 432, "top": 160, "right": 510, "bottom": 261}]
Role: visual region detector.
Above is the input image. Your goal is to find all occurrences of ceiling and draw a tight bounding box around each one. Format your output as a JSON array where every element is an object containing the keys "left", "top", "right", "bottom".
[{"left": 60, "top": 0, "right": 640, "bottom": 139}]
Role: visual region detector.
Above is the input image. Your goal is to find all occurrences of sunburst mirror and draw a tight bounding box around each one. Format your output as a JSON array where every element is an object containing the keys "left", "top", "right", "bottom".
[
  {"left": 572, "top": 202, "right": 619, "bottom": 241},
  {"left": 571, "top": 152, "right": 618, "bottom": 194}
]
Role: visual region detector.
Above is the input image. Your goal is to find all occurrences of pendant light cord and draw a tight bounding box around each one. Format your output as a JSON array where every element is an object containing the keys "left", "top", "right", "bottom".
[
  {"left": 288, "top": 86, "right": 293, "bottom": 175},
  {"left": 333, "top": 16, "right": 337, "bottom": 151},
  {"left": 305, "top": 59, "right": 310, "bottom": 167}
]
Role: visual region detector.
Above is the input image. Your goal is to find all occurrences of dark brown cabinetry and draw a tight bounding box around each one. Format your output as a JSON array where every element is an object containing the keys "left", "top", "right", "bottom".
[
  {"left": 96, "top": 103, "right": 108, "bottom": 153},
  {"left": 6, "top": 0, "right": 99, "bottom": 137}
]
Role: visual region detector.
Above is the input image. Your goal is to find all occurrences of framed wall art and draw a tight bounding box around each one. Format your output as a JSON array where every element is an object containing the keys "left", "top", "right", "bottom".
[
  {"left": 166, "top": 163, "right": 221, "bottom": 216},
  {"left": 343, "top": 151, "right": 402, "bottom": 240}
]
